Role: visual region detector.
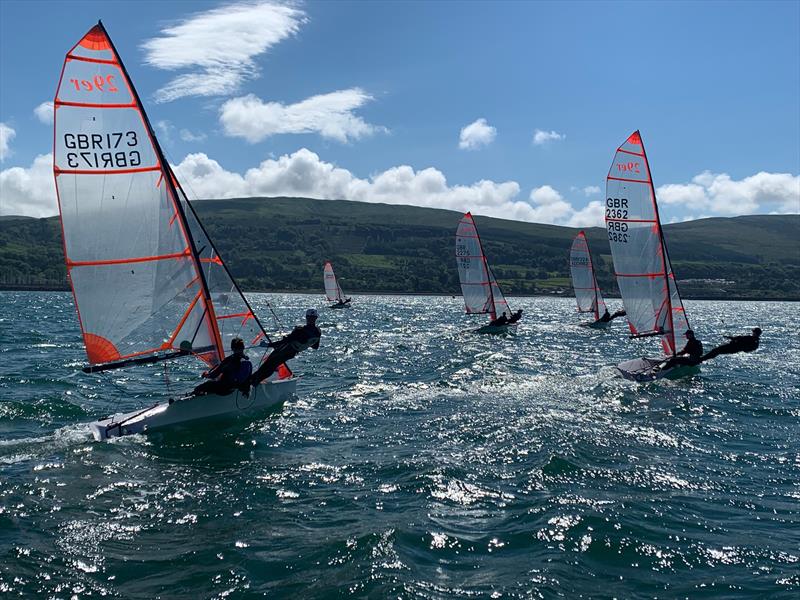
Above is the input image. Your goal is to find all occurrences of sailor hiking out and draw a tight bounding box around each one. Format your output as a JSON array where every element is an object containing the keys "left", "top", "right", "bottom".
[
  {"left": 250, "top": 309, "right": 322, "bottom": 385},
  {"left": 701, "top": 328, "right": 761, "bottom": 362}
]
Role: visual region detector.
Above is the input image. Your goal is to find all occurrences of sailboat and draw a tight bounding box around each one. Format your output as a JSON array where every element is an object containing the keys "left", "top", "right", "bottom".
[
  {"left": 455, "top": 212, "right": 516, "bottom": 334},
  {"left": 53, "top": 22, "right": 297, "bottom": 440},
  {"left": 605, "top": 131, "right": 698, "bottom": 381},
  {"left": 323, "top": 261, "right": 351, "bottom": 308},
  {"left": 569, "top": 231, "right": 611, "bottom": 329}
]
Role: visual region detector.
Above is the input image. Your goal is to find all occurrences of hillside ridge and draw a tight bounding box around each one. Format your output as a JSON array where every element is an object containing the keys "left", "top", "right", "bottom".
[{"left": 1, "top": 197, "right": 798, "bottom": 299}]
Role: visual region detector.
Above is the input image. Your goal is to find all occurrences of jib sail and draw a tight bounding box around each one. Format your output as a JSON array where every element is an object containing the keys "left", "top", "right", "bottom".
[
  {"left": 53, "top": 22, "right": 269, "bottom": 369},
  {"left": 569, "top": 231, "right": 606, "bottom": 321},
  {"left": 605, "top": 131, "right": 690, "bottom": 356}
]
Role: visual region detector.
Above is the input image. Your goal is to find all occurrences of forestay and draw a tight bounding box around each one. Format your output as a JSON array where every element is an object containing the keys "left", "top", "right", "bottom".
[
  {"left": 53, "top": 23, "right": 268, "bottom": 369},
  {"left": 569, "top": 231, "right": 606, "bottom": 320},
  {"left": 323, "top": 261, "right": 345, "bottom": 302},
  {"left": 605, "top": 131, "right": 690, "bottom": 356},
  {"left": 455, "top": 212, "right": 511, "bottom": 320}
]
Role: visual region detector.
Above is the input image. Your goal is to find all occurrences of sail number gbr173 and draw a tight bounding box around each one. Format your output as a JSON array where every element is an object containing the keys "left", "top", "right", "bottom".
[
  {"left": 606, "top": 197, "right": 629, "bottom": 243},
  {"left": 63, "top": 131, "right": 141, "bottom": 169}
]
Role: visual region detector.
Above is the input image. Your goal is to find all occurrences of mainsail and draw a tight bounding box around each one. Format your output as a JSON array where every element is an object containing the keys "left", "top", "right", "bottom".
[
  {"left": 323, "top": 261, "right": 345, "bottom": 302},
  {"left": 455, "top": 212, "right": 511, "bottom": 320},
  {"left": 569, "top": 231, "right": 606, "bottom": 320},
  {"left": 53, "top": 22, "right": 269, "bottom": 369},
  {"left": 605, "top": 131, "right": 690, "bottom": 356}
]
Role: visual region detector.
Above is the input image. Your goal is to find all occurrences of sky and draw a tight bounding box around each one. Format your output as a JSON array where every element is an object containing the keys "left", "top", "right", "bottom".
[{"left": 1, "top": 0, "right": 798, "bottom": 225}]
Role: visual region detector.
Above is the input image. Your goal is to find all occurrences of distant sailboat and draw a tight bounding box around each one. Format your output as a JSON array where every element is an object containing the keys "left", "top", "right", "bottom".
[
  {"left": 605, "top": 131, "right": 697, "bottom": 381},
  {"left": 53, "top": 22, "right": 297, "bottom": 439},
  {"left": 569, "top": 231, "right": 611, "bottom": 329},
  {"left": 324, "top": 261, "right": 351, "bottom": 308},
  {"left": 455, "top": 212, "right": 516, "bottom": 334}
]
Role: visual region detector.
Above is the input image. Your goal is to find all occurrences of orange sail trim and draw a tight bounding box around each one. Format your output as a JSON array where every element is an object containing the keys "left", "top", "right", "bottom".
[
  {"left": 56, "top": 100, "right": 137, "bottom": 109},
  {"left": 55, "top": 166, "right": 161, "bottom": 176},
  {"left": 78, "top": 25, "right": 111, "bottom": 51},
  {"left": 166, "top": 291, "right": 204, "bottom": 348},
  {"left": 66, "top": 54, "right": 118, "bottom": 66},
  {"left": 83, "top": 333, "right": 120, "bottom": 363},
  {"left": 67, "top": 249, "right": 191, "bottom": 268},
  {"left": 216, "top": 311, "right": 252, "bottom": 320}
]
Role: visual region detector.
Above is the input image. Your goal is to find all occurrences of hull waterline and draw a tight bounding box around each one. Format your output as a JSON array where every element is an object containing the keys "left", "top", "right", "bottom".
[{"left": 90, "top": 377, "right": 298, "bottom": 440}]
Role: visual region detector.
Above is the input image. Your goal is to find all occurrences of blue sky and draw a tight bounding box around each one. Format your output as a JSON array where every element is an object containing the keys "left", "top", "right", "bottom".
[{"left": 1, "top": 0, "right": 798, "bottom": 223}]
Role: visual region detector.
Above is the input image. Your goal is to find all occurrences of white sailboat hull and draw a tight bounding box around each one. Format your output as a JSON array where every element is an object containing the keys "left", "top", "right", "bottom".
[
  {"left": 90, "top": 377, "right": 298, "bottom": 441},
  {"left": 581, "top": 319, "right": 612, "bottom": 330},
  {"left": 473, "top": 323, "right": 518, "bottom": 335},
  {"left": 616, "top": 357, "right": 700, "bottom": 382}
]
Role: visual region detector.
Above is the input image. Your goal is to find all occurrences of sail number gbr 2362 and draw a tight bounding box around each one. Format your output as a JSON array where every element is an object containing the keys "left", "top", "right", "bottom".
[
  {"left": 63, "top": 131, "right": 141, "bottom": 169},
  {"left": 606, "top": 197, "right": 629, "bottom": 243}
]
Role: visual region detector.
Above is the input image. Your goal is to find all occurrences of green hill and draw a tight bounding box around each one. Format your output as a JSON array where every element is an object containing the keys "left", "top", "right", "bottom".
[{"left": 1, "top": 197, "right": 798, "bottom": 299}]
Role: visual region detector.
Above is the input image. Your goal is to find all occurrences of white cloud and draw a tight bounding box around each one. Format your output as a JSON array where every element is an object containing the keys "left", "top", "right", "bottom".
[
  {"left": 155, "top": 120, "right": 173, "bottom": 144},
  {"left": 180, "top": 129, "right": 207, "bottom": 142},
  {"left": 219, "top": 89, "right": 384, "bottom": 143},
  {"left": 532, "top": 129, "right": 565, "bottom": 145},
  {"left": 567, "top": 201, "right": 606, "bottom": 227},
  {"left": 0, "top": 154, "right": 56, "bottom": 217},
  {"left": 458, "top": 118, "right": 496, "bottom": 150},
  {"left": 34, "top": 102, "right": 54, "bottom": 125},
  {"left": 525, "top": 185, "right": 605, "bottom": 227},
  {"left": 173, "top": 149, "right": 539, "bottom": 220},
  {"left": 142, "top": 1, "right": 306, "bottom": 103},
  {"left": 657, "top": 170, "right": 800, "bottom": 215},
  {"left": 3, "top": 144, "right": 796, "bottom": 227},
  {"left": 582, "top": 185, "right": 601, "bottom": 196},
  {"left": 0, "top": 123, "right": 15, "bottom": 161}
]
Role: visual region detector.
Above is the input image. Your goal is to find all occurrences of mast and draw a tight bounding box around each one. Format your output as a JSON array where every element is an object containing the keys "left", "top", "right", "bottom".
[
  {"left": 638, "top": 133, "right": 677, "bottom": 356},
  {"left": 470, "top": 213, "right": 498, "bottom": 319},
  {"left": 176, "top": 179, "right": 272, "bottom": 344},
  {"left": 97, "top": 21, "right": 225, "bottom": 361}
]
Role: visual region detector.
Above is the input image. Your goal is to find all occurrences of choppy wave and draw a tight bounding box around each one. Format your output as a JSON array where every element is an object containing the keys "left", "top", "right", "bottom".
[{"left": 1, "top": 292, "right": 798, "bottom": 598}]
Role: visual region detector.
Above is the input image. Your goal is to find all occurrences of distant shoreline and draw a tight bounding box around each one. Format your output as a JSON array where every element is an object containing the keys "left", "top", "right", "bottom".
[{"left": 1, "top": 286, "right": 797, "bottom": 302}]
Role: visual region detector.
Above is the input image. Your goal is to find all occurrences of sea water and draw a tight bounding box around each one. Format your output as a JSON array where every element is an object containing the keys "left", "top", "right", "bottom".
[{"left": 1, "top": 292, "right": 798, "bottom": 598}]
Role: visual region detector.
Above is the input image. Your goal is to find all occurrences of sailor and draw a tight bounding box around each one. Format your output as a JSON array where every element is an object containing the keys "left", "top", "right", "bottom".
[
  {"left": 611, "top": 309, "right": 627, "bottom": 320},
  {"left": 508, "top": 309, "right": 523, "bottom": 324},
  {"left": 700, "top": 327, "right": 761, "bottom": 362},
  {"left": 658, "top": 329, "right": 703, "bottom": 371},
  {"left": 193, "top": 337, "right": 252, "bottom": 396},
  {"left": 489, "top": 312, "right": 509, "bottom": 327},
  {"left": 250, "top": 309, "right": 321, "bottom": 385},
  {"left": 597, "top": 309, "right": 612, "bottom": 323}
]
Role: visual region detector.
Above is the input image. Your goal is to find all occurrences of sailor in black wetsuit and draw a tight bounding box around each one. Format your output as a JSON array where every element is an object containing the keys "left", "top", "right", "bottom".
[
  {"left": 250, "top": 309, "right": 321, "bottom": 385},
  {"left": 598, "top": 309, "right": 612, "bottom": 323},
  {"left": 489, "top": 312, "right": 509, "bottom": 327},
  {"left": 700, "top": 328, "right": 761, "bottom": 362},
  {"left": 659, "top": 329, "right": 703, "bottom": 371},
  {"left": 508, "top": 309, "right": 523, "bottom": 324},
  {"left": 193, "top": 337, "right": 252, "bottom": 396}
]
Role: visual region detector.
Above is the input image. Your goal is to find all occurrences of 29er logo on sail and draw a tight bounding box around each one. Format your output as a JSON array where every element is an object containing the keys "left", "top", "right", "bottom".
[{"left": 64, "top": 131, "right": 141, "bottom": 169}]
